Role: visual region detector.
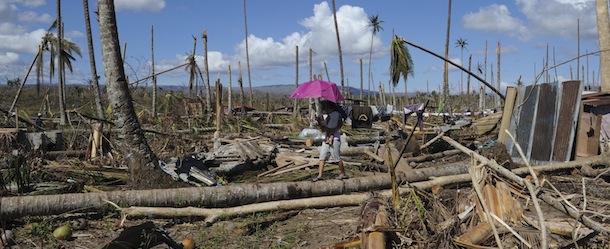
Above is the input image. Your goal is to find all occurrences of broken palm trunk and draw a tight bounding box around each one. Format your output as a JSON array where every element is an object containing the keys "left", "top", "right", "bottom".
[{"left": 359, "top": 196, "right": 391, "bottom": 249}]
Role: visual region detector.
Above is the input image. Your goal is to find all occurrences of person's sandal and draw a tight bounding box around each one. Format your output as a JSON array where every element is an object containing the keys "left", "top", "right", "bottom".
[
  {"left": 312, "top": 175, "right": 324, "bottom": 182},
  {"left": 335, "top": 175, "right": 349, "bottom": 180}
]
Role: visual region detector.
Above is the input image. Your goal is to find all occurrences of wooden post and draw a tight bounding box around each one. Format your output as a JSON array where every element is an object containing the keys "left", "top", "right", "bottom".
[
  {"left": 91, "top": 122, "right": 102, "bottom": 159},
  {"left": 214, "top": 79, "right": 223, "bottom": 152},
  {"left": 497, "top": 87, "right": 517, "bottom": 143},
  {"left": 14, "top": 109, "right": 18, "bottom": 132}
]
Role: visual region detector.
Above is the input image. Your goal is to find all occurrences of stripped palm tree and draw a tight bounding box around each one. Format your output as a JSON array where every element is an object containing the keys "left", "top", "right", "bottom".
[
  {"left": 82, "top": 0, "right": 104, "bottom": 119},
  {"left": 443, "top": 0, "right": 452, "bottom": 108},
  {"left": 98, "top": 0, "right": 177, "bottom": 189},
  {"left": 597, "top": 0, "right": 610, "bottom": 91},
  {"left": 366, "top": 14, "right": 384, "bottom": 105},
  {"left": 455, "top": 37, "right": 468, "bottom": 94}
]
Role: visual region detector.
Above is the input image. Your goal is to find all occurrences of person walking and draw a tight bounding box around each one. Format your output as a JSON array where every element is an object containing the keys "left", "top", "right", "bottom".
[{"left": 313, "top": 100, "right": 348, "bottom": 181}]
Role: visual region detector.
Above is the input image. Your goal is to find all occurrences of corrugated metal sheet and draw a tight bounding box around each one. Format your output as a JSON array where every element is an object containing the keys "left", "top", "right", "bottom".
[
  {"left": 512, "top": 85, "right": 539, "bottom": 159},
  {"left": 552, "top": 81, "right": 581, "bottom": 161},
  {"left": 531, "top": 83, "right": 557, "bottom": 161},
  {"left": 506, "top": 81, "right": 582, "bottom": 164}
]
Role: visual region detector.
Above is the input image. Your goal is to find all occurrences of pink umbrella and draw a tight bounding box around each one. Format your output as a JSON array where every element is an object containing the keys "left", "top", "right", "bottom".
[{"left": 290, "top": 80, "right": 344, "bottom": 103}]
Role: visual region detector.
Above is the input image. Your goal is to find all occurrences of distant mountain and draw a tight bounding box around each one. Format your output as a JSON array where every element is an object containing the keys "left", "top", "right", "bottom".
[
  {"left": 251, "top": 84, "right": 379, "bottom": 97},
  {"left": 115, "top": 83, "right": 383, "bottom": 97}
]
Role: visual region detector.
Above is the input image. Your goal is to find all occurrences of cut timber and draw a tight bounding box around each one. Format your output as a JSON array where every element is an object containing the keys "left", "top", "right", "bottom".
[{"left": 454, "top": 223, "right": 493, "bottom": 246}]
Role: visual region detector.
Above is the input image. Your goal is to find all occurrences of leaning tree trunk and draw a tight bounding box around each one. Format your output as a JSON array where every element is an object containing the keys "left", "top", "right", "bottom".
[
  {"left": 82, "top": 0, "right": 104, "bottom": 119},
  {"left": 332, "top": 0, "right": 345, "bottom": 95},
  {"left": 597, "top": 0, "right": 610, "bottom": 91},
  {"left": 0, "top": 163, "right": 472, "bottom": 218},
  {"left": 97, "top": 0, "right": 176, "bottom": 189},
  {"left": 8, "top": 48, "right": 41, "bottom": 113}
]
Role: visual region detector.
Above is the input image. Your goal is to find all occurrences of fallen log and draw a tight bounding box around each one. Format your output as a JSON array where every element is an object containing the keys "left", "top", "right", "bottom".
[
  {"left": 0, "top": 162, "right": 470, "bottom": 218},
  {"left": 405, "top": 149, "right": 461, "bottom": 163},
  {"left": 96, "top": 157, "right": 605, "bottom": 226},
  {"left": 109, "top": 173, "right": 470, "bottom": 225}
]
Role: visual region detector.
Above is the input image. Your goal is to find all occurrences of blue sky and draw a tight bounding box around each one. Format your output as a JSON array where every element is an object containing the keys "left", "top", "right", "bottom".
[{"left": 0, "top": 0, "right": 602, "bottom": 95}]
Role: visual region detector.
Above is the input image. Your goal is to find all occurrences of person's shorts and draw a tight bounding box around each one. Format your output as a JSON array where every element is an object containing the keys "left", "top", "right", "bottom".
[{"left": 319, "top": 138, "right": 341, "bottom": 163}]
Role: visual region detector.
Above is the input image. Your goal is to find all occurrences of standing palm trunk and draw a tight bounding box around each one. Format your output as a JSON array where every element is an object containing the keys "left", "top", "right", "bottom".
[
  {"left": 597, "top": 0, "right": 610, "bottom": 91},
  {"left": 331, "top": 0, "right": 345, "bottom": 95},
  {"left": 238, "top": 61, "right": 246, "bottom": 114},
  {"left": 443, "top": 0, "right": 452, "bottom": 108},
  {"left": 203, "top": 30, "right": 212, "bottom": 114},
  {"left": 360, "top": 58, "right": 363, "bottom": 100},
  {"left": 56, "top": 0, "right": 67, "bottom": 125},
  {"left": 243, "top": 0, "right": 253, "bottom": 107},
  {"left": 151, "top": 25, "right": 157, "bottom": 119},
  {"left": 97, "top": 0, "right": 176, "bottom": 189},
  {"left": 82, "top": 0, "right": 104, "bottom": 119},
  {"left": 367, "top": 15, "right": 383, "bottom": 105}
]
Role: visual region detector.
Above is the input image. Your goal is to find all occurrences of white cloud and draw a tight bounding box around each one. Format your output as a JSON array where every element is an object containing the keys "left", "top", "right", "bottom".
[
  {"left": 516, "top": 0, "right": 596, "bottom": 40},
  {"left": 500, "top": 44, "right": 519, "bottom": 54},
  {"left": 0, "top": 52, "right": 20, "bottom": 65},
  {"left": 0, "top": 22, "right": 26, "bottom": 35},
  {"left": 0, "top": 28, "right": 46, "bottom": 54},
  {"left": 0, "top": 3, "right": 18, "bottom": 22},
  {"left": 231, "top": 1, "right": 384, "bottom": 72},
  {"left": 20, "top": 0, "right": 45, "bottom": 8},
  {"left": 1, "top": 0, "right": 45, "bottom": 8},
  {"left": 18, "top": 11, "right": 53, "bottom": 23},
  {"left": 462, "top": 4, "right": 529, "bottom": 40},
  {"left": 114, "top": 0, "right": 166, "bottom": 12},
  {"left": 65, "top": 30, "right": 84, "bottom": 39}
]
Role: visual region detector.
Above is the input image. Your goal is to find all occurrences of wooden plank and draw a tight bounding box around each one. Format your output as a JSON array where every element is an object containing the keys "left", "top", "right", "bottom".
[
  {"left": 512, "top": 85, "right": 539, "bottom": 160},
  {"left": 505, "top": 85, "right": 525, "bottom": 155},
  {"left": 473, "top": 112, "right": 503, "bottom": 135},
  {"left": 552, "top": 81, "right": 581, "bottom": 161},
  {"left": 498, "top": 87, "right": 518, "bottom": 143},
  {"left": 530, "top": 83, "right": 557, "bottom": 161}
]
